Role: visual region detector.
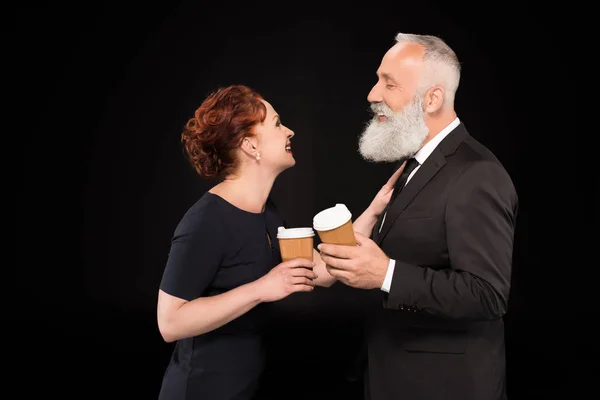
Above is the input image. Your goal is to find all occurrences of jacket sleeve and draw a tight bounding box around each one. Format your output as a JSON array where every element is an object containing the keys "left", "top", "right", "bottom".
[{"left": 383, "top": 160, "right": 518, "bottom": 321}]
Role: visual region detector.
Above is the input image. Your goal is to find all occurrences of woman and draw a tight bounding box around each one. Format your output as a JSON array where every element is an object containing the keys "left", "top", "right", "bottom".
[
  {"left": 157, "top": 84, "right": 324, "bottom": 400},
  {"left": 156, "top": 84, "right": 404, "bottom": 400}
]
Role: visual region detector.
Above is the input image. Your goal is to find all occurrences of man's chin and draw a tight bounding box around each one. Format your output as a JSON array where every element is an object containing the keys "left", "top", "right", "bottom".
[
  {"left": 358, "top": 150, "right": 403, "bottom": 163},
  {"left": 369, "top": 118, "right": 392, "bottom": 128}
]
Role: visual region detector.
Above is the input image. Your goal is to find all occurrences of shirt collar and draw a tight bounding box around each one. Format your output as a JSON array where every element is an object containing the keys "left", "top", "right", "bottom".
[{"left": 413, "top": 117, "right": 460, "bottom": 165}]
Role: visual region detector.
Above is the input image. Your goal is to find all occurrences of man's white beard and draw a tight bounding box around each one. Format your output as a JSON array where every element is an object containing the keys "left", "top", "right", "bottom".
[{"left": 358, "top": 96, "right": 428, "bottom": 162}]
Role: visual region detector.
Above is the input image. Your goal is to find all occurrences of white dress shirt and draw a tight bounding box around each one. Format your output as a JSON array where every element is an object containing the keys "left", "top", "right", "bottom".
[{"left": 381, "top": 117, "right": 460, "bottom": 293}]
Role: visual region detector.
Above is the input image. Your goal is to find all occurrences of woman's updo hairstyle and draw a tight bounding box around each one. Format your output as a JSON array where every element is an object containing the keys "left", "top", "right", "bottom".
[{"left": 181, "top": 84, "right": 267, "bottom": 180}]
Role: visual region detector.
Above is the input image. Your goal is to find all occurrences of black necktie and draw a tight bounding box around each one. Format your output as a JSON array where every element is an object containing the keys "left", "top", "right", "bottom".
[
  {"left": 389, "top": 157, "right": 420, "bottom": 204},
  {"left": 373, "top": 157, "right": 420, "bottom": 238}
]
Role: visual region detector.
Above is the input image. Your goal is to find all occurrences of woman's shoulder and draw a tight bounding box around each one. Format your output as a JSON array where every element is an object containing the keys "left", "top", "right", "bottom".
[
  {"left": 175, "top": 192, "right": 228, "bottom": 232},
  {"left": 186, "top": 191, "right": 222, "bottom": 215}
]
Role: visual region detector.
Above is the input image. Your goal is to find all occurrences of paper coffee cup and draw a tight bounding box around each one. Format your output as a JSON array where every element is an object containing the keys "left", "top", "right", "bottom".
[
  {"left": 312, "top": 203, "right": 356, "bottom": 246},
  {"left": 277, "top": 227, "right": 315, "bottom": 262}
]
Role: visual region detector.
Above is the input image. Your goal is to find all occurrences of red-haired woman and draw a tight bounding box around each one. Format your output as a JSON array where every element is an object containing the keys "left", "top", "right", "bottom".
[{"left": 156, "top": 84, "right": 334, "bottom": 399}]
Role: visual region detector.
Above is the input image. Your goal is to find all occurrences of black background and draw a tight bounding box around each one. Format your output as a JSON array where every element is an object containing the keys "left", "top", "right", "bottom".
[{"left": 11, "top": 1, "right": 593, "bottom": 398}]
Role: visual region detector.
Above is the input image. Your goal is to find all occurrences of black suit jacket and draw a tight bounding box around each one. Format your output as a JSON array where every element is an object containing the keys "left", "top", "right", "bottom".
[{"left": 364, "top": 123, "right": 518, "bottom": 400}]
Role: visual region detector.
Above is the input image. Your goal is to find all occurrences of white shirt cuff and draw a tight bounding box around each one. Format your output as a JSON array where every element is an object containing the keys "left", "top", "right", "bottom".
[{"left": 381, "top": 259, "right": 396, "bottom": 293}]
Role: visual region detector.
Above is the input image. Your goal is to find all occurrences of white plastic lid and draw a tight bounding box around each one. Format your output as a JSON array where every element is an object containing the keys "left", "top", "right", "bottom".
[
  {"left": 276, "top": 226, "right": 315, "bottom": 239},
  {"left": 313, "top": 203, "right": 352, "bottom": 231}
]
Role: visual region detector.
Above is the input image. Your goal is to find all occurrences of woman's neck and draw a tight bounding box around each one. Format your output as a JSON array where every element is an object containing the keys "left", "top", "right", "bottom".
[{"left": 210, "top": 168, "right": 277, "bottom": 214}]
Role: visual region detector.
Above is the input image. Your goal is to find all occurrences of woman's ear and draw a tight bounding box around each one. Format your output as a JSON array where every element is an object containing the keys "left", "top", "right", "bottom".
[{"left": 240, "top": 137, "right": 258, "bottom": 157}]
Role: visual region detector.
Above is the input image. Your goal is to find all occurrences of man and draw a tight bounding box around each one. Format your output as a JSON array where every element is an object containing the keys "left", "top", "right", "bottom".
[{"left": 318, "top": 33, "right": 519, "bottom": 400}]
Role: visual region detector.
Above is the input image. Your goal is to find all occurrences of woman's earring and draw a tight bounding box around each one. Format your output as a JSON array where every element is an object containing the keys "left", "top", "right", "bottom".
[{"left": 255, "top": 152, "right": 261, "bottom": 161}]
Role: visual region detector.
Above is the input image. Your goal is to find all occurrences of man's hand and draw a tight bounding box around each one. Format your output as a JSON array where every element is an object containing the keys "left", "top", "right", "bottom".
[{"left": 317, "top": 232, "right": 390, "bottom": 290}]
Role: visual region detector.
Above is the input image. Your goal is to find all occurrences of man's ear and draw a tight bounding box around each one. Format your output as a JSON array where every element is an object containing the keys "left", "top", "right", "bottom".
[{"left": 424, "top": 86, "right": 445, "bottom": 113}]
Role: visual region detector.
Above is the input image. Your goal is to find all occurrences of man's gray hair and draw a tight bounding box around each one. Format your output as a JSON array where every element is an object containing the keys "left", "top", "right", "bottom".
[{"left": 395, "top": 32, "right": 461, "bottom": 107}]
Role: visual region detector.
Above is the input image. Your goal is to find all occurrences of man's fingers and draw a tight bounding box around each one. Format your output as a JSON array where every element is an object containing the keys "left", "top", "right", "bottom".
[
  {"left": 317, "top": 243, "right": 356, "bottom": 259},
  {"left": 325, "top": 265, "right": 351, "bottom": 281},
  {"left": 320, "top": 253, "right": 354, "bottom": 270}
]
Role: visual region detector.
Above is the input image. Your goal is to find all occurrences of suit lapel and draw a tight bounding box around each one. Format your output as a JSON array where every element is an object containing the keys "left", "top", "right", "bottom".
[
  {"left": 377, "top": 150, "right": 446, "bottom": 245},
  {"left": 376, "top": 122, "right": 470, "bottom": 245}
]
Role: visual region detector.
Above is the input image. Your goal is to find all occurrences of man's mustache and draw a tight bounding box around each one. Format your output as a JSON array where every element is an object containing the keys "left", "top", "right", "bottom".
[{"left": 370, "top": 102, "right": 393, "bottom": 117}]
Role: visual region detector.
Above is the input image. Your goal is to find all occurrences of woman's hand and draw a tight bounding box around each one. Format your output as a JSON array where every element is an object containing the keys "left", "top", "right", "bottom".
[
  {"left": 256, "top": 258, "right": 317, "bottom": 302},
  {"left": 368, "top": 161, "right": 406, "bottom": 216}
]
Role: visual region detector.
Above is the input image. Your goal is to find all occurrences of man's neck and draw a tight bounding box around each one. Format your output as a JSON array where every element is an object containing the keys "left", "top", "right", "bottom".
[{"left": 422, "top": 109, "right": 458, "bottom": 148}]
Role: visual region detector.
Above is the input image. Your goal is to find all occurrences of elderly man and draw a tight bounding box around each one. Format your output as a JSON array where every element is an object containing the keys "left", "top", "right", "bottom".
[{"left": 319, "top": 32, "right": 519, "bottom": 400}]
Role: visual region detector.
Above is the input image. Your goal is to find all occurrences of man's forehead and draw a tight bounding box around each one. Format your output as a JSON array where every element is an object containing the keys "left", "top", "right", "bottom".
[{"left": 378, "top": 43, "right": 424, "bottom": 76}]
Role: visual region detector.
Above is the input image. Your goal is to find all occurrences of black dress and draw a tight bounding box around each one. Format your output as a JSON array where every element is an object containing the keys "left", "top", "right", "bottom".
[{"left": 158, "top": 192, "right": 285, "bottom": 400}]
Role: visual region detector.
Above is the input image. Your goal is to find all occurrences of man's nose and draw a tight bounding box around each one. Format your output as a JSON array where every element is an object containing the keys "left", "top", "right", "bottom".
[{"left": 367, "top": 83, "right": 382, "bottom": 103}]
